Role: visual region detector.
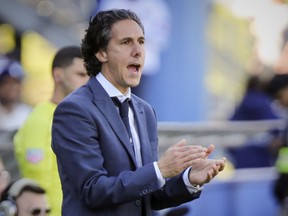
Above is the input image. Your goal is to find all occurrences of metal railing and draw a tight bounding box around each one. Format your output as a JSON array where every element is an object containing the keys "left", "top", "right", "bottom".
[{"left": 157, "top": 119, "right": 286, "bottom": 155}]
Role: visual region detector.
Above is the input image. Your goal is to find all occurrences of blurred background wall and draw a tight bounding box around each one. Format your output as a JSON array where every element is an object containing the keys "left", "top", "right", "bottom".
[
  {"left": 1, "top": 1, "right": 288, "bottom": 215},
  {"left": 1, "top": 0, "right": 287, "bottom": 122}
]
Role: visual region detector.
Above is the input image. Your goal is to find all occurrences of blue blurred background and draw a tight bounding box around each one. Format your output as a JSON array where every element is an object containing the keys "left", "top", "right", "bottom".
[
  {"left": 2, "top": 0, "right": 287, "bottom": 122},
  {"left": 1, "top": 0, "right": 288, "bottom": 215},
  {"left": 0, "top": 0, "right": 253, "bottom": 121}
]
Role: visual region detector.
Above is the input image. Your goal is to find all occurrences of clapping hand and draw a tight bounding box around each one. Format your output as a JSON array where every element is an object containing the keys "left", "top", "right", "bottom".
[
  {"left": 158, "top": 139, "right": 210, "bottom": 179},
  {"left": 188, "top": 156, "right": 226, "bottom": 185}
]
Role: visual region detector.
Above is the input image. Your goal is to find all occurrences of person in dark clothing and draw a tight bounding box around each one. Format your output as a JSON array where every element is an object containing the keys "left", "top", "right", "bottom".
[{"left": 229, "top": 74, "right": 283, "bottom": 168}]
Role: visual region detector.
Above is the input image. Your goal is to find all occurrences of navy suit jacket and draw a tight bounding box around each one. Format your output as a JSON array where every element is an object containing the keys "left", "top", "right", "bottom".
[{"left": 52, "top": 77, "right": 200, "bottom": 216}]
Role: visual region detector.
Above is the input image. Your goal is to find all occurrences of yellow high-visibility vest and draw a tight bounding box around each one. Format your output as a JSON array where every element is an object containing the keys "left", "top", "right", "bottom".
[
  {"left": 14, "top": 101, "right": 61, "bottom": 216},
  {"left": 276, "top": 147, "right": 288, "bottom": 174}
]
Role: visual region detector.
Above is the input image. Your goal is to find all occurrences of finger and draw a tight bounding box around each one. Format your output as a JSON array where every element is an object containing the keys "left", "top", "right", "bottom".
[
  {"left": 215, "top": 158, "right": 226, "bottom": 169},
  {"left": 184, "top": 157, "right": 202, "bottom": 168},
  {"left": 206, "top": 170, "right": 213, "bottom": 182},
  {"left": 165, "top": 139, "right": 187, "bottom": 153},
  {"left": 218, "top": 162, "right": 226, "bottom": 172},
  {"left": 178, "top": 149, "right": 207, "bottom": 165},
  {"left": 213, "top": 164, "right": 220, "bottom": 175},
  {"left": 171, "top": 146, "right": 204, "bottom": 159},
  {"left": 174, "top": 139, "right": 187, "bottom": 147},
  {"left": 178, "top": 145, "right": 205, "bottom": 153},
  {"left": 215, "top": 157, "right": 226, "bottom": 165},
  {"left": 177, "top": 155, "right": 203, "bottom": 171},
  {"left": 188, "top": 151, "right": 207, "bottom": 162},
  {"left": 206, "top": 165, "right": 219, "bottom": 181},
  {"left": 206, "top": 144, "right": 215, "bottom": 157},
  {"left": 167, "top": 139, "right": 187, "bottom": 151}
]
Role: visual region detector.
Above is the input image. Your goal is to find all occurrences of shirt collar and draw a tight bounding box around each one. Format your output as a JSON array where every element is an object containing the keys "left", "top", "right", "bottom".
[{"left": 95, "top": 73, "right": 131, "bottom": 102}]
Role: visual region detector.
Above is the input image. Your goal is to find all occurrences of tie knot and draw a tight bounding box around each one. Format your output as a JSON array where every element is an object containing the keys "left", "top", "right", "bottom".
[{"left": 111, "top": 97, "right": 130, "bottom": 118}]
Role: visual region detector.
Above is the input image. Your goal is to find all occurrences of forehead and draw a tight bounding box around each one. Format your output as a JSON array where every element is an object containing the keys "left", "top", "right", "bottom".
[
  {"left": 63, "top": 58, "right": 84, "bottom": 72},
  {"left": 67, "top": 58, "right": 84, "bottom": 69},
  {"left": 17, "top": 191, "right": 48, "bottom": 209},
  {"left": 110, "top": 19, "right": 144, "bottom": 39}
]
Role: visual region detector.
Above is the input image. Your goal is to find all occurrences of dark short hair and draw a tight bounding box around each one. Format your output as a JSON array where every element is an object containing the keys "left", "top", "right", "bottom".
[
  {"left": 15, "top": 184, "right": 46, "bottom": 198},
  {"left": 0, "top": 178, "right": 46, "bottom": 201},
  {"left": 52, "top": 46, "right": 82, "bottom": 70},
  {"left": 81, "top": 9, "right": 144, "bottom": 76},
  {"left": 266, "top": 74, "right": 288, "bottom": 97}
]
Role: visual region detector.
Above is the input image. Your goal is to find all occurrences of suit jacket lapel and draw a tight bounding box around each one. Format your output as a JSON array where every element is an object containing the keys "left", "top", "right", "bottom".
[
  {"left": 130, "top": 98, "right": 152, "bottom": 165},
  {"left": 87, "top": 77, "right": 137, "bottom": 166}
]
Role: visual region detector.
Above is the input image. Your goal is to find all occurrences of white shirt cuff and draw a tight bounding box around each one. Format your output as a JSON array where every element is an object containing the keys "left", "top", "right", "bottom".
[
  {"left": 183, "top": 167, "right": 204, "bottom": 194},
  {"left": 153, "top": 161, "right": 165, "bottom": 188}
]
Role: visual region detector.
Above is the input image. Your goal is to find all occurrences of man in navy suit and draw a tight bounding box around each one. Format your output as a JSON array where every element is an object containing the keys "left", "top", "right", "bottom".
[{"left": 51, "top": 9, "right": 226, "bottom": 216}]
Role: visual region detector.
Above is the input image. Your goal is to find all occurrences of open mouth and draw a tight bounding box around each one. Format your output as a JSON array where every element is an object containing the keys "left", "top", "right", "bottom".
[{"left": 128, "top": 63, "right": 141, "bottom": 73}]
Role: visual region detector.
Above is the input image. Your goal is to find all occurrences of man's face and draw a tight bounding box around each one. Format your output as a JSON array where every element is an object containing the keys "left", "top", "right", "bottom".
[
  {"left": 0, "top": 76, "right": 21, "bottom": 106},
  {"left": 97, "top": 19, "right": 145, "bottom": 94},
  {"left": 59, "top": 57, "right": 89, "bottom": 95},
  {"left": 16, "top": 191, "right": 50, "bottom": 216}
]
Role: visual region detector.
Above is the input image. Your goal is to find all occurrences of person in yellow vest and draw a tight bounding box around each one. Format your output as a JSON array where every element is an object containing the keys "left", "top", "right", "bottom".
[{"left": 13, "top": 46, "right": 89, "bottom": 216}]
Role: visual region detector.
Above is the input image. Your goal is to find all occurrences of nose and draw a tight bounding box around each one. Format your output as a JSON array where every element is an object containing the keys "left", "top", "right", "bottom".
[{"left": 132, "top": 42, "right": 143, "bottom": 57}]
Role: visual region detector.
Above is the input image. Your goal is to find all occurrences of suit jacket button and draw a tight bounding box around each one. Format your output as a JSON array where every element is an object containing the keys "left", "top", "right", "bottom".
[{"left": 135, "top": 200, "right": 141, "bottom": 206}]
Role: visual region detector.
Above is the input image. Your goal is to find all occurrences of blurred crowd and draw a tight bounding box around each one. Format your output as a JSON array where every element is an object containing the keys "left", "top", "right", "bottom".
[
  {"left": 227, "top": 24, "right": 288, "bottom": 215},
  {"left": 0, "top": 46, "right": 89, "bottom": 216},
  {"left": 0, "top": 56, "right": 32, "bottom": 182}
]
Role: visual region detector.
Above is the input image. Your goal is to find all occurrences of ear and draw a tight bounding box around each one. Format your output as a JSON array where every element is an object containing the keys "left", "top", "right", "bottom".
[
  {"left": 53, "top": 68, "right": 63, "bottom": 83},
  {"left": 95, "top": 49, "right": 108, "bottom": 63}
]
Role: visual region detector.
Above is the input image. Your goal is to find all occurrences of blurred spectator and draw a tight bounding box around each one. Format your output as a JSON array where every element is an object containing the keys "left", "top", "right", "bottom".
[
  {"left": 268, "top": 74, "right": 288, "bottom": 216},
  {"left": 267, "top": 74, "right": 288, "bottom": 120},
  {"left": 0, "top": 157, "right": 11, "bottom": 200},
  {"left": 13, "top": 46, "right": 89, "bottom": 216},
  {"left": 0, "top": 56, "right": 32, "bottom": 181},
  {"left": 228, "top": 74, "right": 284, "bottom": 168},
  {"left": 274, "top": 143, "right": 288, "bottom": 216},
  {"left": 231, "top": 72, "right": 288, "bottom": 214},
  {"left": 0, "top": 178, "right": 50, "bottom": 216},
  {"left": 230, "top": 74, "right": 279, "bottom": 121},
  {"left": 271, "top": 25, "right": 288, "bottom": 216}
]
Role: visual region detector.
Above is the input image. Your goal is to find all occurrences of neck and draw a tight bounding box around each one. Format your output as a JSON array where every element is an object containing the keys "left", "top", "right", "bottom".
[{"left": 50, "top": 90, "right": 65, "bottom": 105}]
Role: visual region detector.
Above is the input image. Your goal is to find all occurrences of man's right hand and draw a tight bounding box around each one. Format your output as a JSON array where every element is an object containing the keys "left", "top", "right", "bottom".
[{"left": 157, "top": 139, "right": 209, "bottom": 179}]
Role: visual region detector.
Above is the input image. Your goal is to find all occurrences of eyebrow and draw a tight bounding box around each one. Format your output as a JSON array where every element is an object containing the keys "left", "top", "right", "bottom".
[{"left": 120, "top": 36, "right": 145, "bottom": 42}]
